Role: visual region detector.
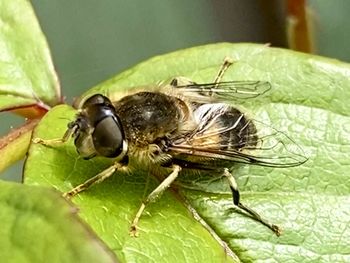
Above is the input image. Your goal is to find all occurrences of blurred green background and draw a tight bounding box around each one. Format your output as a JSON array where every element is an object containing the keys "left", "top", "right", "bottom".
[{"left": 2, "top": 0, "right": 350, "bottom": 180}]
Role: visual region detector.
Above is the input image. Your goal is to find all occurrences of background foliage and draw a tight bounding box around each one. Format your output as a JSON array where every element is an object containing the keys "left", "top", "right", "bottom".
[{"left": 1, "top": 1, "right": 350, "bottom": 262}]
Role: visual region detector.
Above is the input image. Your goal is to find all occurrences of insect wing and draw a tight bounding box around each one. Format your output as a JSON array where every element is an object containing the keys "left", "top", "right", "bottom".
[
  {"left": 169, "top": 110, "right": 307, "bottom": 168},
  {"left": 230, "top": 119, "right": 308, "bottom": 167},
  {"left": 174, "top": 81, "right": 271, "bottom": 102}
]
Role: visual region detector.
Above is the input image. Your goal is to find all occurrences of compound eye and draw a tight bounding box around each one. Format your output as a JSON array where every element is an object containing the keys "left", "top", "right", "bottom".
[{"left": 92, "top": 116, "right": 124, "bottom": 158}]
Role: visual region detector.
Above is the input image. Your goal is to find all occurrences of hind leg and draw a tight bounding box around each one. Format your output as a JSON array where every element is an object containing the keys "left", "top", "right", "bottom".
[{"left": 223, "top": 168, "right": 282, "bottom": 236}]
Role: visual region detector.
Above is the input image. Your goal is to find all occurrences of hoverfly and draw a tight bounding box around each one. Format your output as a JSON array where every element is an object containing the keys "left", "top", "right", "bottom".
[{"left": 34, "top": 58, "right": 307, "bottom": 237}]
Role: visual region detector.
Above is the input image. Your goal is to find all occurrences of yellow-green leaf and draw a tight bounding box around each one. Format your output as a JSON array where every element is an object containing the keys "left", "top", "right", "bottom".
[{"left": 25, "top": 43, "right": 350, "bottom": 262}]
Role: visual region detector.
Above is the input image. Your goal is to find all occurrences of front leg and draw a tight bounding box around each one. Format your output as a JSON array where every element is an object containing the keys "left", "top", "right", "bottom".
[
  {"left": 130, "top": 165, "right": 181, "bottom": 237},
  {"left": 32, "top": 122, "right": 77, "bottom": 146},
  {"left": 63, "top": 162, "right": 124, "bottom": 198}
]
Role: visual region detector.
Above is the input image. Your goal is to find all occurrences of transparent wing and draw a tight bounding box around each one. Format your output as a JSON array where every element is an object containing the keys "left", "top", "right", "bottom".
[
  {"left": 173, "top": 81, "right": 271, "bottom": 102},
  {"left": 169, "top": 115, "right": 307, "bottom": 168}
]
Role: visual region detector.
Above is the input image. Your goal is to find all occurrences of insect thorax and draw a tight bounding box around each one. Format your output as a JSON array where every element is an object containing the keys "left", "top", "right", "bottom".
[{"left": 113, "top": 91, "right": 186, "bottom": 148}]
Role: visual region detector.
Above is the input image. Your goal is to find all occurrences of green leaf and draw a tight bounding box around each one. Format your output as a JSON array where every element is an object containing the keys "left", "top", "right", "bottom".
[
  {"left": 25, "top": 43, "right": 350, "bottom": 262},
  {"left": 0, "top": 180, "right": 117, "bottom": 263},
  {"left": 0, "top": 0, "right": 60, "bottom": 114}
]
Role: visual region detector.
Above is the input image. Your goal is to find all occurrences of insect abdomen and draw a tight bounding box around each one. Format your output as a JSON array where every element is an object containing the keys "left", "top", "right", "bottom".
[{"left": 218, "top": 107, "right": 258, "bottom": 150}]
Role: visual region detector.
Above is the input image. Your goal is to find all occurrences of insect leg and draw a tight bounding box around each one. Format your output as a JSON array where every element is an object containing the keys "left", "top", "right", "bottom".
[
  {"left": 63, "top": 162, "right": 123, "bottom": 198},
  {"left": 223, "top": 168, "right": 282, "bottom": 236},
  {"left": 213, "top": 57, "right": 234, "bottom": 85},
  {"left": 32, "top": 124, "right": 76, "bottom": 146},
  {"left": 130, "top": 165, "right": 182, "bottom": 237},
  {"left": 169, "top": 76, "right": 196, "bottom": 87},
  {"left": 170, "top": 56, "right": 234, "bottom": 88}
]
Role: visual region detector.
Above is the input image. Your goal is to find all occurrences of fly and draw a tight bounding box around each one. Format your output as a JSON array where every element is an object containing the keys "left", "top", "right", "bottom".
[{"left": 34, "top": 58, "right": 307, "bottom": 237}]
